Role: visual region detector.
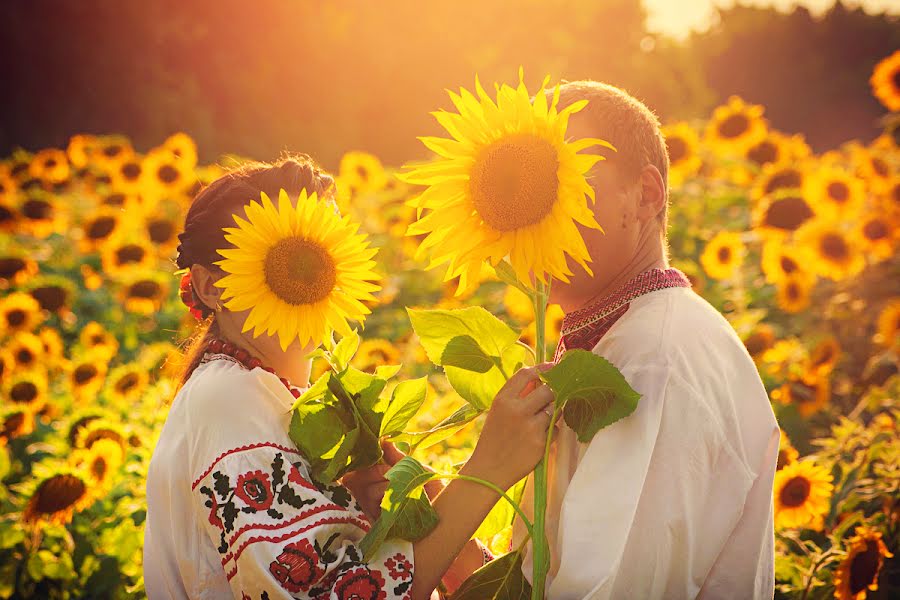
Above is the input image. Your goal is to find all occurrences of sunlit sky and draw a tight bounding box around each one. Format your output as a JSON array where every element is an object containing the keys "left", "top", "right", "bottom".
[{"left": 643, "top": 0, "right": 900, "bottom": 39}]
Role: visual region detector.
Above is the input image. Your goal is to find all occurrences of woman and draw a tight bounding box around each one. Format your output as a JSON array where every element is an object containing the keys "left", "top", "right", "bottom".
[{"left": 143, "top": 155, "right": 556, "bottom": 599}]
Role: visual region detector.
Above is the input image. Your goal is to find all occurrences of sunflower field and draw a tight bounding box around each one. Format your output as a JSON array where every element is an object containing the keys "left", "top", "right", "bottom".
[{"left": 0, "top": 50, "right": 898, "bottom": 598}]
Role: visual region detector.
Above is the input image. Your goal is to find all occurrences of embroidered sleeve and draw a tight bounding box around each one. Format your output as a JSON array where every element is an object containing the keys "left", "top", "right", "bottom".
[{"left": 193, "top": 443, "right": 414, "bottom": 599}]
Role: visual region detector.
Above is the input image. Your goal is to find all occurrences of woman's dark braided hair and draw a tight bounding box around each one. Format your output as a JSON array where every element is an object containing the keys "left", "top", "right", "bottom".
[{"left": 172, "top": 154, "right": 334, "bottom": 390}]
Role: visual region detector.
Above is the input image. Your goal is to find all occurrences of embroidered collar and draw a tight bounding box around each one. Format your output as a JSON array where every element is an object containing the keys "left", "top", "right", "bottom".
[{"left": 560, "top": 267, "right": 691, "bottom": 337}]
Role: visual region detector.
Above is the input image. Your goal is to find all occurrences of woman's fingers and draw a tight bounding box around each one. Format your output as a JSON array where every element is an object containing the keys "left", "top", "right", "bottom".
[
  {"left": 521, "top": 382, "right": 556, "bottom": 415},
  {"left": 381, "top": 440, "right": 406, "bottom": 466}
]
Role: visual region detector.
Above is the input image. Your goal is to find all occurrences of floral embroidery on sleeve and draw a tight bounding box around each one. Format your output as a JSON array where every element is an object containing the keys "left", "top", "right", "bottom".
[{"left": 194, "top": 443, "right": 414, "bottom": 599}]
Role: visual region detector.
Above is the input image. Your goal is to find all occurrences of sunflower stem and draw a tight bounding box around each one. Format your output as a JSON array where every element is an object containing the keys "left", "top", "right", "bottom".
[{"left": 529, "top": 278, "right": 551, "bottom": 600}]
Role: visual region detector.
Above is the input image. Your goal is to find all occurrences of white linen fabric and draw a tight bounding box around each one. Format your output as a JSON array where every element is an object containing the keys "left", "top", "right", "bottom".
[
  {"left": 144, "top": 354, "right": 415, "bottom": 599},
  {"left": 514, "top": 282, "right": 779, "bottom": 600}
]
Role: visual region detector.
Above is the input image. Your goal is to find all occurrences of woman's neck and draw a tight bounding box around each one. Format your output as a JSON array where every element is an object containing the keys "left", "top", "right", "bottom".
[{"left": 214, "top": 317, "right": 313, "bottom": 388}]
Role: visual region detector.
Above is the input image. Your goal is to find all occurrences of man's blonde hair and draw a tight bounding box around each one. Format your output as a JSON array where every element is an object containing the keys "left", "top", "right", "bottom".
[{"left": 551, "top": 80, "right": 670, "bottom": 229}]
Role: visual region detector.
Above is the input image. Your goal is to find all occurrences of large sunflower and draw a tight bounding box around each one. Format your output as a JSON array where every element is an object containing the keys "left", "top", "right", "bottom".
[
  {"left": 760, "top": 238, "right": 813, "bottom": 286},
  {"left": 5, "top": 331, "right": 45, "bottom": 371},
  {"left": 0, "top": 292, "right": 44, "bottom": 336},
  {"left": 796, "top": 220, "right": 865, "bottom": 281},
  {"left": 20, "top": 462, "right": 96, "bottom": 526},
  {"left": 870, "top": 50, "right": 900, "bottom": 112},
  {"left": 401, "top": 70, "right": 611, "bottom": 293},
  {"left": 4, "top": 369, "right": 48, "bottom": 413},
  {"left": 856, "top": 211, "right": 896, "bottom": 261},
  {"left": 773, "top": 459, "right": 833, "bottom": 529},
  {"left": 834, "top": 526, "right": 894, "bottom": 600},
  {"left": 804, "top": 165, "right": 865, "bottom": 221},
  {"left": 700, "top": 231, "right": 745, "bottom": 280},
  {"left": 213, "top": 188, "right": 381, "bottom": 351}
]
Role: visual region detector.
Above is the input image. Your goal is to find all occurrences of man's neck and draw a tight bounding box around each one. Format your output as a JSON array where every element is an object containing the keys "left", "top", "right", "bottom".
[{"left": 563, "top": 241, "right": 668, "bottom": 314}]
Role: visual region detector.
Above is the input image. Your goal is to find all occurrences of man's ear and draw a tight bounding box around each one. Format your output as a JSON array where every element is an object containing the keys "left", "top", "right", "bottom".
[
  {"left": 636, "top": 164, "right": 666, "bottom": 223},
  {"left": 190, "top": 264, "right": 222, "bottom": 310}
]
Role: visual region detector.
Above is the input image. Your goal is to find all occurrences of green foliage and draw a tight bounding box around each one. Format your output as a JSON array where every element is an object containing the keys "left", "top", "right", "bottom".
[{"left": 450, "top": 549, "right": 531, "bottom": 600}]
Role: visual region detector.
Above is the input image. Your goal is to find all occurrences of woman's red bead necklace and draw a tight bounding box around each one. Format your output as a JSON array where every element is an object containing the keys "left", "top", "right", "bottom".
[{"left": 204, "top": 338, "right": 307, "bottom": 398}]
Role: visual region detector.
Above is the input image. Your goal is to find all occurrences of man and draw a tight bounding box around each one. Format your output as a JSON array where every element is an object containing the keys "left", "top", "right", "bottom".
[{"left": 512, "top": 81, "right": 780, "bottom": 599}]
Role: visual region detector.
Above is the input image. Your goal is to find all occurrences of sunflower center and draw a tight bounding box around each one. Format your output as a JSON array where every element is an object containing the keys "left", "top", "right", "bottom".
[
  {"left": 764, "top": 170, "right": 802, "bottom": 195},
  {"left": 2, "top": 412, "right": 26, "bottom": 439},
  {"left": 7, "top": 309, "right": 26, "bottom": 327},
  {"left": 763, "top": 196, "right": 814, "bottom": 232},
  {"left": 11, "top": 381, "right": 38, "bottom": 403},
  {"left": 157, "top": 164, "right": 180, "bottom": 184},
  {"left": 115, "top": 373, "right": 140, "bottom": 393},
  {"left": 780, "top": 476, "right": 811, "bottom": 507},
  {"left": 820, "top": 233, "right": 849, "bottom": 261},
  {"left": 718, "top": 114, "right": 750, "bottom": 138},
  {"left": 22, "top": 199, "right": 52, "bottom": 220},
  {"left": 84, "top": 429, "right": 123, "bottom": 449},
  {"left": 148, "top": 219, "right": 175, "bottom": 243},
  {"left": 776, "top": 449, "right": 790, "bottom": 471},
  {"left": 0, "top": 206, "right": 14, "bottom": 223},
  {"left": 748, "top": 141, "right": 778, "bottom": 166},
  {"left": 849, "top": 541, "right": 880, "bottom": 593},
  {"left": 33, "top": 474, "right": 87, "bottom": 514},
  {"left": 103, "top": 193, "right": 126, "bottom": 207},
  {"left": 871, "top": 157, "right": 888, "bottom": 178},
  {"left": 0, "top": 257, "right": 26, "bottom": 279},
  {"left": 717, "top": 246, "right": 732, "bottom": 263},
  {"left": 265, "top": 237, "right": 337, "bottom": 305},
  {"left": 863, "top": 220, "right": 888, "bottom": 241},
  {"left": 116, "top": 244, "right": 146, "bottom": 265},
  {"left": 666, "top": 137, "right": 687, "bottom": 163},
  {"left": 121, "top": 162, "right": 142, "bottom": 181},
  {"left": 69, "top": 416, "right": 100, "bottom": 445},
  {"left": 92, "top": 456, "right": 108, "bottom": 481},
  {"left": 32, "top": 286, "right": 67, "bottom": 311},
  {"left": 470, "top": 134, "right": 560, "bottom": 232},
  {"left": 789, "top": 379, "right": 817, "bottom": 405},
  {"left": 743, "top": 332, "right": 772, "bottom": 356},
  {"left": 73, "top": 364, "right": 99, "bottom": 384},
  {"left": 103, "top": 144, "right": 123, "bottom": 158},
  {"left": 780, "top": 256, "right": 798, "bottom": 274},
  {"left": 17, "top": 348, "right": 35, "bottom": 365},
  {"left": 826, "top": 181, "right": 849, "bottom": 204},
  {"left": 130, "top": 280, "right": 162, "bottom": 299}
]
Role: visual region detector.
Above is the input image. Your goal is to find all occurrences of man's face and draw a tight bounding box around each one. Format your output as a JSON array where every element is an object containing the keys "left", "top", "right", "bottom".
[{"left": 549, "top": 113, "right": 644, "bottom": 304}]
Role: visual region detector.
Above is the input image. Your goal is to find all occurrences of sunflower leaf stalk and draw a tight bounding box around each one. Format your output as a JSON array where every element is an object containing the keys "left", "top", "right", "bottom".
[{"left": 529, "top": 277, "right": 551, "bottom": 600}]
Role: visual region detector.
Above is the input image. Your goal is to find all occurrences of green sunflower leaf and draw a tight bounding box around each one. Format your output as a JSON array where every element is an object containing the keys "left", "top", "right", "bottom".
[
  {"left": 359, "top": 456, "right": 439, "bottom": 561},
  {"left": 450, "top": 549, "right": 531, "bottom": 600},
  {"left": 543, "top": 349, "right": 641, "bottom": 443},
  {"left": 380, "top": 377, "right": 428, "bottom": 437}
]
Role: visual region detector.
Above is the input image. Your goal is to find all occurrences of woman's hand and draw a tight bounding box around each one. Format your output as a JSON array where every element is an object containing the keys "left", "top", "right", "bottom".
[
  {"left": 465, "top": 365, "right": 557, "bottom": 490},
  {"left": 340, "top": 463, "right": 390, "bottom": 521}
]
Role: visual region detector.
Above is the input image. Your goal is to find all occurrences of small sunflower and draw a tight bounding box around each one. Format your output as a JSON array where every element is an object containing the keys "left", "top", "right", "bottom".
[
  {"left": 700, "top": 231, "right": 745, "bottom": 280},
  {"left": 37, "top": 327, "right": 65, "bottom": 368},
  {"left": 402, "top": 70, "right": 612, "bottom": 293},
  {"left": 214, "top": 188, "right": 381, "bottom": 351},
  {"left": 118, "top": 270, "right": 170, "bottom": 315},
  {"left": 874, "top": 300, "right": 900, "bottom": 349},
  {"left": 20, "top": 462, "right": 96, "bottom": 526},
  {"left": 29, "top": 148, "right": 70, "bottom": 184},
  {"left": 26, "top": 275, "right": 76, "bottom": 316},
  {"left": 93, "top": 136, "right": 134, "bottom": 170},
  {"left": 73, "top": 419, "right": 128, "bottom": 453},
  {"left": 0, "top": 292, "right": 44, "bottom": 336},
  {"left": 78, "top": 321, "right": 119, "bottom": 359},
  {"left": 744, "top": 130, "right": 811, "bottom": 170},
  {"left": 0, "top": 169, "right": 18, "bottom": 203},
  {"left": 856, "top": 211, "right": 896, "bottom": 261},
  {"left": 4, "top": 369, "right": 48, "bottom": 412},
  {"left": 833, "top": 526, "right": 894, "bottom": 600},
  {"left": 772, "top": 372, "right": 830, "bottom": 417},
  {"left": 869, "top": 50, "right": 900, "bottom": 112},
  {"left": 145, "top": 213, "right": 181, "bottom": 256},
  {"left": 66, "top": 134, "right": 99, "bottom": 169},
  {"left": 742, "top": 323, "right": 776, "bottom": 359},
  {"left": 796, "top": 220, "right": 865, "bottom": 281},
  {"left": 5, "top": 331, "right": 45, "bottom": 370},
  {"left": 0, "top": 406, "right": 35, "bottom": 445},
  {"left": 67, "top": 352, "right": 109, "bottom": 402},
  {"left": 79, "top": 207, "right": 124, "bottom": 251},
  {"left": 351, "top": 339, "right": 401, "bottom": 373},
  {"left": 760, "top": 238, "right": 812, "bottom": 286},
  {"left": 752, "top": 162, "right": 807, "bottom": 202},
  {"left": 776, "top": 430, "right": 798, "bottom": 471},
  {"left": 0, "top": 195, "right": 17, "bottom": 233},
  {"left": 109, "top": 153, "right": 146, "bottom": 194},
  {"left": 71, "top": 438, "right": 124, "bottom": 491},
  {"left": 16, "top": 193, "right": 66, "bottom": 238},
  {"left": 752, "top": 190, "right": 817, "bottom": 239},
  {"left": 0, "top": 252, "right": 38, "bottom": 287},
  {"left": 106, "top": 363, "right": 149, "bottom": 402},
  {"left": 851, "top": 147, "right": 894, "bottom": 195},
  {"left": 773, "top": 459, "right": 833, "bottom": 529},
  {"left": 339, "top": 151, "right": 389, "bottom": 193},
  {"left": 143, "top": 148, "right": 194, "bottom": 198},
  {"left": 662, "top": 122, "right": 701, "bottom": 186},
  {"left": 100, "top": 233, "right": 157, "bottom": 277},
  {"left": 807, "top": 337, "right": 841, "bottom": 376},
  {"left": 161, "top": 132, "right": 199, "bottom": 169},
  {"left": 804, "top": 165, "right": 865, "bottom": 222},
  {"left": 705, "top": 96, "right": 768, "bottom": 153}
]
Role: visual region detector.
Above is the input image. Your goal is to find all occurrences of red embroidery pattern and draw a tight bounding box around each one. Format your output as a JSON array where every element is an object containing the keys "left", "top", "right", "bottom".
[
  {"left": 554, "top": 268, "right": 691, "bottom": 362},
  {"left": 192, "top": 442, "right": 304, "bottom": 490}
]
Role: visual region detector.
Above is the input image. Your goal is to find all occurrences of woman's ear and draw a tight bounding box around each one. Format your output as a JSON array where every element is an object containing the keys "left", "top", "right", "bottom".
[
  {"left": 189, "top": 264, "right": 222, "bottom": 311},
  {"left": 636, "top": 164, "right": 666, "bottom": 223}
]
